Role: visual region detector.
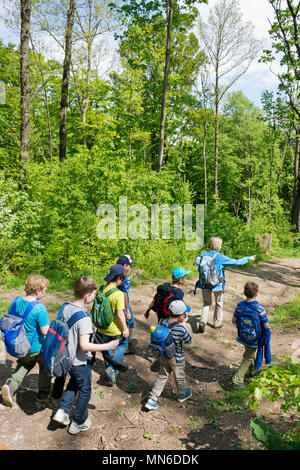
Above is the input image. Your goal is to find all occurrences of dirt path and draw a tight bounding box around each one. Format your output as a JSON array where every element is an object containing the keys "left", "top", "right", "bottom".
[{"left": 0, "top": 257, "right": 299, "bottom": 451}]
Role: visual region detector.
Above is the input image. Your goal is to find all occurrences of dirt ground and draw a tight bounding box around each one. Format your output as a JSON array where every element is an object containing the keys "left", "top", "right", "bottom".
[{"left": 0, "top": 257, "right": 299, "bottom": 451}]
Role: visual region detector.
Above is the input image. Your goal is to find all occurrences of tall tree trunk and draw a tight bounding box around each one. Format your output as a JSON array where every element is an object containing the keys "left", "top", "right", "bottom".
[
  {"left": 30, "top": 37, "right": 53, "bottom": 159},
  {"left": 291, "top": 128, "right": 300, "bottom": 231},
  {"left": 203, "top": 119, "right": 208, "bottom": 212},
  {"left": 82, "top": 39, "right": 92, "bottom": 146},
  {"left": 20, "top": 0, "right": 32, "bottom": 185},
  {"left": 156, "top": 0, "right": 174, "bottom": 173},
  {"left": 59, "top": 0, "right": 76, "bottom": 162},
  {"left": 214, "top": 69, "right": 219, "bottom": 197}
]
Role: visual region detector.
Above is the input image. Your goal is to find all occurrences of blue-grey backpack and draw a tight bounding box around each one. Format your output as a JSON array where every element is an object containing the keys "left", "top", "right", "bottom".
[
  {"left": 0, "top": 296, "right": 40, "bottom": 358},
  {"left": 148, "top": 322, "right": 179, "bottom": 359},
  {"left": 42, "top": 303, "right": 89, "bottom": 378}
]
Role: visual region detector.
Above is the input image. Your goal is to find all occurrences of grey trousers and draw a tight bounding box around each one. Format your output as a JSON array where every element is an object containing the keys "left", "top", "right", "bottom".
[
  {"left": 200, "top": 289, "right": 224, "bottom": 327},
  {"left": 149, "top": 357, "right": 186, "bottom": 401}
]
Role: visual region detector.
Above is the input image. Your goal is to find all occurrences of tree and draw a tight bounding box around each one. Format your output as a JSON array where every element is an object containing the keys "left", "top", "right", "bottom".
[
  {"left": 59, "top": 0, "right": 76, "bottom": 162},
  {"left": 20, "top": 0, "right": 32, "bottom": 182},
  {"left": 262, "top": 0, "right": 300, "bottom": 230},
  {"left": 197, "top": 0, "right": 261, "bottom": 197},
  {"left": 111, "top": 0, "right": 207, "bottom": 173}
]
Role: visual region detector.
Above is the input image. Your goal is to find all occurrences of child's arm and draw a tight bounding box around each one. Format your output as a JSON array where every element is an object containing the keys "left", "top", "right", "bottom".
[
  {"left": 144, "top": 297, "right": 155, "bottom": 319},
  {"left": 40, "top": 325, "right": 50, "bottom": 336},
  {"left": 116, "top": 309, "right": 129, "bottom": 337},
  {"left": 79, "top": 335, "right": 119, "bottom": 352},
  {"left": 232, "top": 315, "right": 237, "bottom": 324},
  {"left": 124, "top": 292, "right": 131, "bottom": 321}
]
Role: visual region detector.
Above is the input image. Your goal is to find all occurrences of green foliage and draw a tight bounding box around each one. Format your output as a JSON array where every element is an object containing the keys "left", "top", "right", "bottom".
[
  {"left": 246, "top": 360, "right": 300, "bottom": 413},
  {"left": 250, "top": 417, "right": 300, "bottom": 450},
  {"left": 271, "top": 293, "right": 300, "bottom": 326}
]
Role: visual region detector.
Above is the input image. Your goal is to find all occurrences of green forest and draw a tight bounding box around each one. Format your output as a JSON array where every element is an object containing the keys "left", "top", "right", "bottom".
[{"left": 0, "top": 0, "right": 300, "bottom": 287}]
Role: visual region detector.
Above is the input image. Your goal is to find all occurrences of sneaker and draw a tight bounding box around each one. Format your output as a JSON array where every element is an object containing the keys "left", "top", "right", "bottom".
[
  {"left": 53, "top": 408, "right": 70, "bottom": 426},
  {"left": 198, "top": 322, "right": 206, "bottom": 333},
  {"left": 104, "top": 366, "right": 116, "bottom": 384},
  {"left": 1, "top": 382, "right": 14, "bottom": 407},
  {"left": 68, "top": 419, "right": 91, "bottom": 435},
  {"left": 177, "top": 389, "right": 192, "bottom": 403},
  {"left": 145, "top": 399, "right": 158, "bottom": 410}
]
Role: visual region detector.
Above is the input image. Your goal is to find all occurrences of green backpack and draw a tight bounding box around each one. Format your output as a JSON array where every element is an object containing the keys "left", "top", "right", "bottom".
[{"left": 91, "top": 286, "right": 119, "bottom": 329}]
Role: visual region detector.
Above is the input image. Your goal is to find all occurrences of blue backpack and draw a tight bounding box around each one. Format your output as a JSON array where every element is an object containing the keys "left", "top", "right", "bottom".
[
  {"left": 236, "top": 303, "right": 262, "bottom": 348},
  {"left": 0, "top": 297, "right": 39, "bottom": 358},
  {"left": 42, "top": 303, "right": 88, "bottom": 378},
  {"left": 148, "top": 322, "right": 178, "bottom": 359}
]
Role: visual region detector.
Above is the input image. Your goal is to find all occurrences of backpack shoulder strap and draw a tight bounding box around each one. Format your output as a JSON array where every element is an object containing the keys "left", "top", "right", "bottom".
[
  {"left": 168, "top": 321, "right": 179, "bottom": 330},
  {"left": 57, "top": 302, "right": 69, "bottom": 320},
  {"left": 104, "top": 288, "right": 119, "bottom": 297},
  {"left": 9, "top": 296, "right": 23, "bottom": 316},
  {"left": 11, "top": 298, "right": 39, "bottom": 321},
  {"left": 67, "top": 310, "right": 89, "bottom": 329}
]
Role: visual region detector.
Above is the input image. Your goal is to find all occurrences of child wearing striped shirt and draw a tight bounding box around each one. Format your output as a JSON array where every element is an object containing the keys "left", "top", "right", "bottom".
[{"left": 145, "top": 300, "right": 192, "bottom": 410}]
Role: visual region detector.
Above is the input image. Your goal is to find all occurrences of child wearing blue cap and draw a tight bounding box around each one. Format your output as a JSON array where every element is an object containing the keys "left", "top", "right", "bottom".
[
  {"left": 97, "top": 264, "right": 129, "bottom": 384},
  {"left": 144, "top": 267, "right": 191, "bottom": 322},
  {"left": 117, "top": 254, "right": 137, "bottom": 354}
]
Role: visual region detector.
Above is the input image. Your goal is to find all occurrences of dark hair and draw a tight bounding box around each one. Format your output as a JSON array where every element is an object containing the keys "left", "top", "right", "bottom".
[
  {"left": 108, "top": 273, "right": 126, "bottom": 284},
  {"left": 74, "top": 276, "right": 97, "bottom": 299},
  {"left": 244, "top": 282, "right": 259, "bottom": 299}
]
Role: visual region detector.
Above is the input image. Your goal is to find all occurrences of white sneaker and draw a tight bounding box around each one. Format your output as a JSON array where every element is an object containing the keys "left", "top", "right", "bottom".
[
  {"left": 53, "top": 408, "right": 70, "bottom": 426},
  {"left": 1, "top": 382, "right": 14, "bottom": 407},
  {"left": 68, "top": 418, "right": 91, "bottom": 435}
]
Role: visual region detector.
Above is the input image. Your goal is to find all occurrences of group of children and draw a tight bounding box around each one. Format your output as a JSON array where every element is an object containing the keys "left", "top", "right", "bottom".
[{"left": 0, "top": 242, "right": 271, "bottom": 435}]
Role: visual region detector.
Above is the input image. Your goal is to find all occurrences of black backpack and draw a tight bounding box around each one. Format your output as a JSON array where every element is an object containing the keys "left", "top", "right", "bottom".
[{"left": 152, "top": 283, "right": 181, "bottom": 321}]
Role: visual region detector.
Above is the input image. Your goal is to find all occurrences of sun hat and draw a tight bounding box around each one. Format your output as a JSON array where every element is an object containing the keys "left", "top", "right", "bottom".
[
  {"left": 104, "top": 264, "right": 125, "bottom": 283},
  {"left": 117, "top": 255, "right": 137, "bottom": 265},
  {"left": 172, "top": 267, "right": 192, "bottom": 279},
  {"left": 169, "top": 300, "right": 191, "bottom": 315}
]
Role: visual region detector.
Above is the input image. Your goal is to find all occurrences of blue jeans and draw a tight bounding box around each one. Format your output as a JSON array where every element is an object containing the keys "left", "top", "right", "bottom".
[
  {"left": 100, "top": 333, "right": 129, "bottom": 370},
  {"left": 59, "top": 363, "right": 92, "bottom": 425}
]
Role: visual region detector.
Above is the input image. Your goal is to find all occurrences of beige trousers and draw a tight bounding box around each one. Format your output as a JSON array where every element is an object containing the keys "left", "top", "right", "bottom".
[
  {"left": 149, "top": 357, "right": 186, "bottom": 400},
  {"left": 200, "top": 289, "right": 224, "bottom": 327}
]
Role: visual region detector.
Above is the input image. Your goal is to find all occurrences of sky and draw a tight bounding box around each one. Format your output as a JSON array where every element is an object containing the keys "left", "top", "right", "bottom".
[{"left": 0, "top": 0, "right": 283, "bottom": 108}]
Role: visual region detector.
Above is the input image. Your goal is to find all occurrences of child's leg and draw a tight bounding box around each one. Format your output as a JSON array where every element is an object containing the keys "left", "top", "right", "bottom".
[
  {"left": 112, "top": 336, "right": 129, "bottom": 364},
  {"left": 36, "top": 352, "right": 52, "bottom": 397},
  {"left": 213, "top": 291, "right": 224, "bottom": 327},
  {"left": 232, "top": 346, "right": 257, "bottom": 385},
  {"left": 5, "top": 353, "right": 39, "bottom": 394},
  {"left": 200, "top": 289, "right": 212, "bottom": 325},
  {"left": 71, "top": 364, "right": 92, "bottom": 425},
  {"left": 59, "top": 371, "right": 79, "bottom": 416},
  {"left": 173, "top": 360, "right": 187, "bottom": 396},
  {"left": 149, "top": 358, "right": 172, "bottom": 401}
]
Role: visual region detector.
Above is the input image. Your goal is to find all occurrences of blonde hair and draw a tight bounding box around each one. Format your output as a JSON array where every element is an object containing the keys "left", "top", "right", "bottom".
[
  {"left": 25, "top": 275, "right": 50, "bottom": 295},
  {"left": 208, "top": 237, "right": 223, "bottom": 251}
]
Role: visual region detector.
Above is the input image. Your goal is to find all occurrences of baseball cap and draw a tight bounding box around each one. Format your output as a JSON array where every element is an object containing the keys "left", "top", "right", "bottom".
[
  {"left": 104, "top": 264, "right": 125, "bottom": 283},
  {"left": 172, "top": 267, "right": 192, "bottom": 279},
  {"left": 117, "top": 254, "right": 137, "bottom": 265},
  {"left": 169, "top": 300, "right": 191, "bottom": 315}
]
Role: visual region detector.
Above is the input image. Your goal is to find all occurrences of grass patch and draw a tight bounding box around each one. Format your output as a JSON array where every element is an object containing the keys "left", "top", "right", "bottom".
[
  {"left": 0, "top": 299, "right": 10, "bottom": 318},
  {"left": 271, "top": 293, "right": 300, "bottom": 325}
]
